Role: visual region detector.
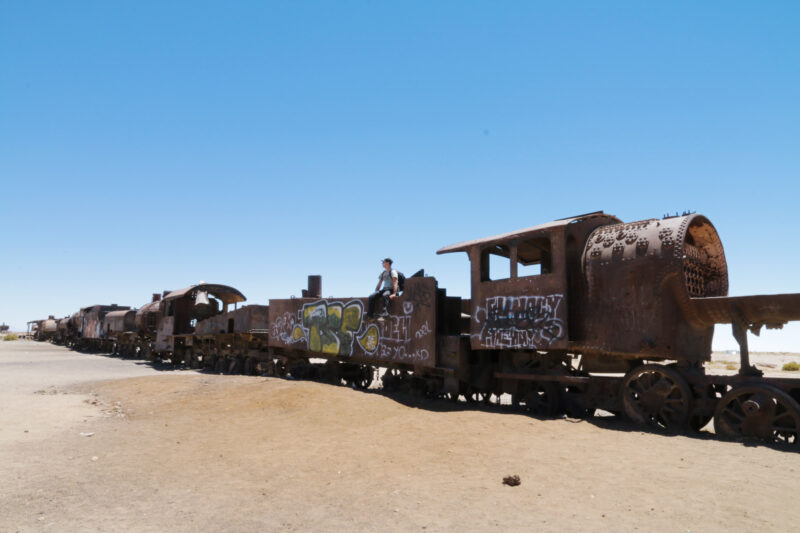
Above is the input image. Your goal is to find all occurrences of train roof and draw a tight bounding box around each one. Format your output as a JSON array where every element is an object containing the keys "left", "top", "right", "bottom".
[
  {"left": 437, "top": 211, "right": 620, "bottom": 255},
  {"left": 163, "top": 284, "right": 246, "bottom": 305},
  {"left": 105, "top": 309, "right": 135, "bottom": 319}
]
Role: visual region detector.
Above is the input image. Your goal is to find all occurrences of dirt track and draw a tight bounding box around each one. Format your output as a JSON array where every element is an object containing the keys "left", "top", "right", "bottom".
[{"left": 2, "top": 341, "right": 799, "bottom": 532}]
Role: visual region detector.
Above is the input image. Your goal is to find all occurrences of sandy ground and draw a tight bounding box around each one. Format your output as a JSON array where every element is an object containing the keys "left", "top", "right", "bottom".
[
  {"left": 2, "top": 341, "right": 800, "bottom": 532},
  {"left": 709, "top": 351, "right": 800, "bottom": 375}
]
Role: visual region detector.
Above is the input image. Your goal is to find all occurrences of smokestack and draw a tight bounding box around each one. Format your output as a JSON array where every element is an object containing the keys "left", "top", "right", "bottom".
[
  {"left": 307, "top": 275, "right": 322, "bottom": 298},
  {"left": 152, "top": 293, "right": 161, "bottom": 302}
]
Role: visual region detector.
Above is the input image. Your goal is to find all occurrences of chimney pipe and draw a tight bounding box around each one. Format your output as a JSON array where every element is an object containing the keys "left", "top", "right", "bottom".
[{"left": 307, "top": 275, "right": 322, "bottom": 298}]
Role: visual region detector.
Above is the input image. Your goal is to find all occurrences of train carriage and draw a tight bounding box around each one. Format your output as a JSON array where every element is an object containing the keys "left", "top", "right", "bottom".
[{"left": 268, "top": 274, "right": 466, "bottom": 391}]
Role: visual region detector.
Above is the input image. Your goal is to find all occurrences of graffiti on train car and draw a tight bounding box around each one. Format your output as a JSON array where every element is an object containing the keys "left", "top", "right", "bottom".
[
  {"left": 300, "top": 300, "right": 364, "bottom": 356},
  {"left": 475, "top": 294, "right": 565, "bottom": 349},
  {"left": 273, "top": 300, "right": 432, "bottom": 362},
  {"left": 271, "top": 311, "right": 301, "bottom": 344},
  {"left": 269, "top": 277, "right": 438, "bottom": 365}
]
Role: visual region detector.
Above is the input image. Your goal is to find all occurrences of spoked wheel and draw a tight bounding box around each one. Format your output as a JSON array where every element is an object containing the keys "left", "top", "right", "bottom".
[
  {"left": 215, "top": 357, "right": 227, "bottom": 374},
  {"left": 522, "top": 381, "right": 561, "bottom": 417},
  {"left": 714, "top": 383, "right": 800, "bottom": 446},
  {"left": 621, "top": 364, "right": 692, "bottom": 431},
  {"left": 273, "top": 359, "right": 288, "bottom": 378},
  {"left": 243, "top": 357, "right": 255, "bottom": 376},
  {"left": 347, "top": 365, "right": 374, "bottom": 389},
  {"left": 688, "top": 384, "right": 716, "bottom": 432}
]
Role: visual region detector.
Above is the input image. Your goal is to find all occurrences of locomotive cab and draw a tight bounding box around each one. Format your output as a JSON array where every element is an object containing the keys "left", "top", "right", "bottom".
[
  {"left": 155, "top": 283, "right": 246, "bottom": 354},
  {"left": 438, "top": 211, "right": 620, "bottom": 352}
]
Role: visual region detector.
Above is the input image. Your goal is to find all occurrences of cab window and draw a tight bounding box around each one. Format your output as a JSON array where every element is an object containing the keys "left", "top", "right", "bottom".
[
  {"left": 480, "top": 244, "right": 511, "bottom": 281},
  {"left": 517, "top": 237, "right": 551, "bottom": 276}
]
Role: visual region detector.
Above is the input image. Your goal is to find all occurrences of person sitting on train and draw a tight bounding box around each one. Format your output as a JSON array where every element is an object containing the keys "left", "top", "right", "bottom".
[{"left": 367, "top": 258, "right": 399, "bottom": 319}]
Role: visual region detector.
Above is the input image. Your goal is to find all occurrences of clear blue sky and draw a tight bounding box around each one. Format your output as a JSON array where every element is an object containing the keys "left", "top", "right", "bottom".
[{"left": 1, "top": 1, "right": 798, "bottom": 351}]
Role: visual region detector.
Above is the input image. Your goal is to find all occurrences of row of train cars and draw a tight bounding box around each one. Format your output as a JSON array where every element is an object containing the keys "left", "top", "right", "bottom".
[{"left": 26, "top": 211, "right": 800, "bottom": 447}]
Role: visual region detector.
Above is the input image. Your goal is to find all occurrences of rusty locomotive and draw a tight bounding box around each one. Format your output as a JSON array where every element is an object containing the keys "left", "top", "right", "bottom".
[{"left": 34, "top": 211, "right": 800, "bottom": 445}]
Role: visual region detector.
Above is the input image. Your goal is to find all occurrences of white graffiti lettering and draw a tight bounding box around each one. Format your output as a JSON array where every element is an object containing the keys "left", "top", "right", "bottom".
[
  {"left": 478, "top": 294, "right": 566, "bottom": 349},
  {"left": 414, "top": 321, "right": 432, "bottom": 339}
]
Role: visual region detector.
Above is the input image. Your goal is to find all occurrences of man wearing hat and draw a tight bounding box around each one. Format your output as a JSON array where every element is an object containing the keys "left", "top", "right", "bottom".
[{"left": 367, "top": 258, "right": 398, "bottom": 319}]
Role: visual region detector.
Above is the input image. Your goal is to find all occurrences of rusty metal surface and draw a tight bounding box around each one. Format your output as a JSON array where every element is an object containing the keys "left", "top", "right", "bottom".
[
  {"left": 691, "top": 294, "right": 800, "bottom": 329},
  {"left": 155, "top": 283, "right": 247, "bottom": 352},
  {"left": 163, "top": 284, "right": 246, "bottom": 305},
  {"left": 436, "top": 211, "right": 619, "bottom": 255},
  {"left": 572, "top": 214, "right": 728, "bottom": 363},
  {"left": 195, "top": 305, "right": 270, "bottom": 336},
  {"left": 104, "top": 309, "right": 137, "bottom": 333},
  {"left": 440, "top": 213, "right": 620, "bottom": 352},
  {"left": 155, "top": 316, "right": 175, "bottom": 352},
  {"left": 269, "top": 277, "right": 438, "bottom": 367},
  {"left": 135, "top": 299, "right": 162, "bottom": 333},
  {"left": 78, "top": 305, "right": 131, "bottom": 339}
]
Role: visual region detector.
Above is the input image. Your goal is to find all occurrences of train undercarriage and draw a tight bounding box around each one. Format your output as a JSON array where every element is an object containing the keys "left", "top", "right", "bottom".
[{"left": 76, "top": 336, "right": 799, "bottom": 447}]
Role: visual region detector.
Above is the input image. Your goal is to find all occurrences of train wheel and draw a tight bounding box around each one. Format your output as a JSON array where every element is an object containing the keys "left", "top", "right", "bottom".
[
  {"left": 621, "top": 364, "right": 692, "bottom": 431},
  {"left": 215, "top": 357, "right": 227, "bottom": 374},
  {"left": 244, "top": 357, "right": 255, "bottom": 376},
  {"left": 523, "top": 382, "right": 561, "bottom": 417},
  {"left": 688, "top": 384, "right": 716, "bottom": 432},
  {"left": 713, "top": 383, "right": 800, "bottom": 445},
  {"left": 348, "top": 365, "right": 374, "bottom": 389}
]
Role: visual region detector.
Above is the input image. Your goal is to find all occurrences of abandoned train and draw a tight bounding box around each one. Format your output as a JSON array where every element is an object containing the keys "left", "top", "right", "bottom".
[{"left": 30, "top": 211, "right": 800, "bottom": 445}]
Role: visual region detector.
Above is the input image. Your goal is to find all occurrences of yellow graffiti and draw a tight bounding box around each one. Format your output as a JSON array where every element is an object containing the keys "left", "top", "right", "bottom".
[
  {"left": 342, "top": 303, "right": 361, "bottom": 331},
  {"left": 301, "top": 300, "right": 366, "bottom": 356},
  {"left": 308, "top": 325, "right": 320, "bottom": 352},
  {"left": 292, "top": 325, "right": 305, "bottom": 341},
  {"left": 357, "top": 324, "right": 380, "bottom": 353}
]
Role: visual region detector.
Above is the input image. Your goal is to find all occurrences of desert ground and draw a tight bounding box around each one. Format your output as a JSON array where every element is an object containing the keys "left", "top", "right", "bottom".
[{"left": 2, "top": 340, "right": 800, "bottom": 532}]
